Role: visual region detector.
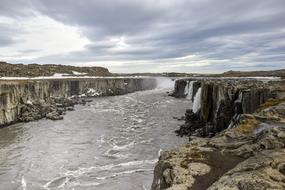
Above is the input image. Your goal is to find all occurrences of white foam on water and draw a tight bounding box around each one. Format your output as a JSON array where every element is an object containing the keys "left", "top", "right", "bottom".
[
  {"left": 63, "top": 159, "right": 158, "bottom": 178},
  {"left": 103, "top": 150, "right": 132, "bottom": 159},
  {"left": 186, "top": 81, "right": 194, "bottom": 101},
  {"left": 21, "top": 176, "right": 27, "bottom": 190},
  {"left": 95, "top": 168, "right": 153, "bottom": 180},
  {"left": 43, "top": 176, "right": 70, "bottom": 189},
  {"left": 192, "top": 87, "right": 202, "bottom": 113},
  {"left": 71, "top": 181, "right": 101, "bottom": 187},
  {"left": 112, "top": 141, "right": 136, "bottom": 151},
  {"left": 140, "top": 138, "right": 154, "bottom": 144}
]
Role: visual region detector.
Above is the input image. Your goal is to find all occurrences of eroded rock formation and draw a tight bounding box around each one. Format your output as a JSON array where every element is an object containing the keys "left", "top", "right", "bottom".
[
  {"left": 152, "top": 78, "right": 285, "bottom": 190},
  {"left": 152, "top": 97, "right": 285, "bottom": 190},
  {"left": 174, "top": 78, "right": 285, "bottom": 137},
  {"left": 0, "top": 77, "right": 156, "bottom": 127}
]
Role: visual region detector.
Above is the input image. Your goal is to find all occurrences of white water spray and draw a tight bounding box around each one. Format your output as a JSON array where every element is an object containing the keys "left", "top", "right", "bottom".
[
  {"left": 186, "top": 81, "right": 194, "bottom": 101},
  {"left": 192, "top": 87, "right": 202, "bottom": 113},
  {"left": 155, "top": 77, "right": 175, "bottom": 89}
]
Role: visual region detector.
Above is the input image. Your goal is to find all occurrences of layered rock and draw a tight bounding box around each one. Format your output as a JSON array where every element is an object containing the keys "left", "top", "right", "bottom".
[
  {"left": 0, "top": 77, "right": 156, "bottom": 127},
  {"left": 152, "top": 98, "right": 285, "bottom": 190},
  {"left": 174, "top": 78, "right": 285, "bottom": 137}
]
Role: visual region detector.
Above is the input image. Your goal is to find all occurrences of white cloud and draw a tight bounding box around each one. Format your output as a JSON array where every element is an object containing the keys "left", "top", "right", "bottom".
[
  {"left": 0, "top": 13, "right": 90, "bottom": 61},
  {"left": 0, "top": 0, "right": 284, "bottom": 73}
]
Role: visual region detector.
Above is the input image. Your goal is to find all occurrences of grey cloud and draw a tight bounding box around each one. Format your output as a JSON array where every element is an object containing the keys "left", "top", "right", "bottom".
[
  {"left": 0, "top": 0, "right": 285, "bottom": 72},
  {"left": 0, "top": 25, "right": 19, "bottom": 46}
]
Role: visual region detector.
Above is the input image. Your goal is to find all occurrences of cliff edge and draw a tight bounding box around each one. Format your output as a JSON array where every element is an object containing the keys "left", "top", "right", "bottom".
[
  {"left": 152, "top": 78, "right": 285, "bottom": 190},
  {"left": 0, "top": 77, "right": 157, "bottom": 127}
]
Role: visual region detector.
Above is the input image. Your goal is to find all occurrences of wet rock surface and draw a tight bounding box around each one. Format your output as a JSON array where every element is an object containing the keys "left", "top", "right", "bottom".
[{"left": 18, "top": 96, "right": 91, "bottom": 122}]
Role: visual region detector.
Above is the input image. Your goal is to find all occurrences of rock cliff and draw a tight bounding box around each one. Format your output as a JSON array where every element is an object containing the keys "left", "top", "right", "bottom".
[
  {"left": 152, "top": 95, "right": 285, "bottom": 190},
  {"left": 173, "top": 78, "right": 285, "bottom": 137},
  {"left": 152, "top": 78, "right": 285, "bottom": 190},
  {"left": 0, "top": 77, "right": 156, "bottom": 127}
]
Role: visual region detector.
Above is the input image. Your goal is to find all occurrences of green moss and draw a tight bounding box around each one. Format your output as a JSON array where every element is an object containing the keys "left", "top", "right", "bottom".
[
  {"left": 257, "top": 98, "right": 285, "bottom": 112},
  {"left": 234, "top": 117, "right": 260, "bottom": 134},
  {"left": 180, "top": 159, "right": 192, "bottom": 169},
  {"left": 180, "top": 144, "right": 204, "bottom": 169}
]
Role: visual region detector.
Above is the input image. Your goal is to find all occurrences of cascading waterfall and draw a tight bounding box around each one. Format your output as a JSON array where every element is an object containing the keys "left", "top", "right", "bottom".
[
  {"left": 228, "top": 91, "right": 243, "bottom": 129},
  {"left": 186, "top": 81, "right": 194, "bottom": 101},
  {"left": 192, "top": 87, "right": 202, "bottom": 113}
]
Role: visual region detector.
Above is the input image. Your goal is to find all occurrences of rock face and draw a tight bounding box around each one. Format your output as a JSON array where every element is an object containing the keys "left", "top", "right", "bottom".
[
  {"left": 152, "top": 99, "right": 285, "bottom": 189},
  {"left": 152, "top": 126, "right": 285, "bottom": 190},
  {"left": 152, "top": 78, "right": 285, "bottom": 190},
  {"left": 174, "top": 78, "right": 285, "bottom": 137},
  {"left": 0, "top": 77, "right": 156, "bottom": 126}
]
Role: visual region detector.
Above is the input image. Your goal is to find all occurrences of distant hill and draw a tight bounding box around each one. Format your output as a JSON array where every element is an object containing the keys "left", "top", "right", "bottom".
[
  {"left": 219, "top": 69, "right": 285, "bottom": 78},
  {"left": 0, "top": 61, "right": 111, "bottom": 77},
  {"left": 1, "top": 61, "right": 284, "bottom": 78},
  {"left": 118, "top": 69, "right": 285, "bottom": 78}
]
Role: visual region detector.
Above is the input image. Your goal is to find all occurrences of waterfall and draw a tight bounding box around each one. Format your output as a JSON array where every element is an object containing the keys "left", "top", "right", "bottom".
[
  {"left": 186, "top": 81, "right": 194, "bottom": 101},
  {"left": 192, "top": 87, "right": 202, "bottom": 113}
]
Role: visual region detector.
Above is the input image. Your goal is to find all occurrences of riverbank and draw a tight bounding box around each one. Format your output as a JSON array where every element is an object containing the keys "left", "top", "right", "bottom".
[
  {"left": 0, "top": 86, "right": 189, "bottom": 190},
  {"left": 0, "top": 77, "right": 157, "bottom": 127},
  {"left": 152, "top": 78, "right": 285, "bottom": 190}
]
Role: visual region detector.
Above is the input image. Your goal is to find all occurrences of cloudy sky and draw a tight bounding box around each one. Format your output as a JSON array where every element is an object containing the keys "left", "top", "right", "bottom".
[{"left": 0, "top": 0, "right": 285, "bottom": 73}]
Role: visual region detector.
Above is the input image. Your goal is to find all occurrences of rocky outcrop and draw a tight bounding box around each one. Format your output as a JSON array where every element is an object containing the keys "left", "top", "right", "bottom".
[
  {"left": 174, "top": 78, "right": 285, "bottom": 137},
  {"left": 152, "top": 127, "right": 285, "bottom": 190},
  {"left": 152, "top": 78, "right": 285, "bottom": 190},
  {"left": 0, "top": 77, "right": 156, "bottom": 127},
  {"left": 152, "top": 98, "right": 285, "bottom": 190}
]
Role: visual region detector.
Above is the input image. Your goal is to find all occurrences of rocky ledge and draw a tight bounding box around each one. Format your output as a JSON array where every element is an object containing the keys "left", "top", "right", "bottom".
[
  {"left": 0, "top": 77, "right": 157, "bottom": 127},
  {"left": 173, "top": 78, "right": 285, "bottom": 137},
  {"left": 152, "top": 98, "right": 285, "bottom": 190},
  {"left": 152, "top": 78, "right": 285, "bottom": 190}
]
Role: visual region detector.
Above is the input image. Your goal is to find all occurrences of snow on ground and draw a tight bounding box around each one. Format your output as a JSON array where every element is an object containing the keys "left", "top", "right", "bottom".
[
  {"left": 52, "top": 73, "right": 69, "bottom": 77},
  {"left": 72, "top": 71, "right": 87, "bottom": 75}
]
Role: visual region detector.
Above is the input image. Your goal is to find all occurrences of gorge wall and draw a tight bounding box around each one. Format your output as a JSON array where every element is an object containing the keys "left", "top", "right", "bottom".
[
  {"left": 172, "top": 78, "right": 285, "bottom": 137},
  {"left": 152, "top": 78, "right": 285, "bottom": 190},
  {"left": 0, "top": 77, "right": 157, "bottom": 127}
]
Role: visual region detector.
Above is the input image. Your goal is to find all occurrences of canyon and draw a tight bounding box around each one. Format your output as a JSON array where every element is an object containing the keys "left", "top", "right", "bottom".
[
  {"left": 1, "top": 73, "right": 285, "bottom": 189},
  {"left": 0, "top": 78, "right": 188, "bottom": 190},
  {"left": 0, "top": 77, "right": 156, "bottom": 127}
]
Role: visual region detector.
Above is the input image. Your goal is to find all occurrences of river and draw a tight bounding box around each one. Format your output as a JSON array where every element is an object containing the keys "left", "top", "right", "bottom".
[{"left": 0, "top": 82, "right": 189, "bottom": 190}]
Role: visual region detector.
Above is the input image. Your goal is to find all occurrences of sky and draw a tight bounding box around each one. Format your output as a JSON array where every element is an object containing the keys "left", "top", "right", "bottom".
[{"left": 0, "top": 0, "right": 285, "bottom": 73}]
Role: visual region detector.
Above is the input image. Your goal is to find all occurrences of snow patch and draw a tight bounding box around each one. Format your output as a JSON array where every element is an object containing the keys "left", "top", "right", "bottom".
[
  {"left": 52, "top": 73, "right": 69, "bottom": 77},
  {"left": 72, "top": 71, "right": 87, "bottom": 75}
]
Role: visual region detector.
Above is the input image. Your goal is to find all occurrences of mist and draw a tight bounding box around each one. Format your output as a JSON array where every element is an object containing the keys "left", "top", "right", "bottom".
[{"left": 155, "top": 77, "right": 175, "bottom": 90}]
